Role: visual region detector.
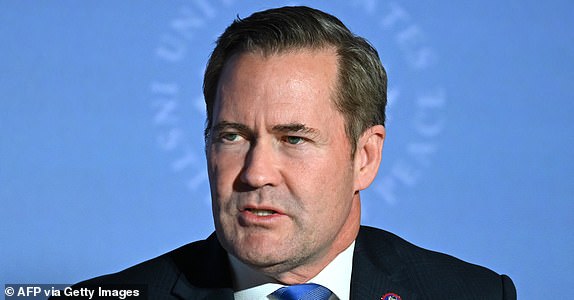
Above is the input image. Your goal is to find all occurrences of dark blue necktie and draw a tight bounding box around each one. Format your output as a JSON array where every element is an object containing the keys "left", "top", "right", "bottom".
[{"left": 271, "top": 283, "right": 333, "bottom": 300}]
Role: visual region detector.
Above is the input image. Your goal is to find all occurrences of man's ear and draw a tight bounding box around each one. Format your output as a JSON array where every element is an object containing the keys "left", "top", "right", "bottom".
[{"left": 353, "top": 125, "right": 385, "bottom": 191}]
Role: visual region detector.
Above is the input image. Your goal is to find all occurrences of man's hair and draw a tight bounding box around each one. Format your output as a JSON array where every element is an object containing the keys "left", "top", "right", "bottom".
[{"left": 203, "top": 6, "right": 387, "bottom": 154}]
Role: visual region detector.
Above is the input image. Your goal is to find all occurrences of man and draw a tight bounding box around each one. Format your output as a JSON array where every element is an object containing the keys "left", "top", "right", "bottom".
[{"left": 72, "top": 6, "right": 516, "bottom": 299}]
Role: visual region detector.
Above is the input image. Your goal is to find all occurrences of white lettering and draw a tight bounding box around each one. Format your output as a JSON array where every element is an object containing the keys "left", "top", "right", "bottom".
[
  {"left": 157, "top": 128, "right": 184, "bottom": 151},
  {"left": 381, "top": 3, "right": 410, "bottom": 29},
  {"left": 413, "top": 108, "right": 445, "bottom": 138},
  {"left": 156, "top": 35, "right": 187, "bottom": 62},
  {"left": 417, "top": 89, "right": 446, "bottom": 108},
  {"left": 376, "top": 175, "right": 399, "bottom": 205},
  {"left": 171, "top": 146, "right": 198, "bottom": 171},
  {"left": 414, "top": 90, "right": 446, "bottom": 137},
  {"left": 171, "top": 7, "right": 205, "bottom": 40},
  {"left": 43, "top": 287, "right": 61, "bottom": 296},
  {"left": 193, "top": 0, "right": 216, "bottom": 19},
  {"left": 352, "top": 0, "right": 377, "bottom": 13},
  {"left": 151, "top": 81, "right": 179, "bottom": 95},
  {"left": 186, "top": 169, "right": 207, "bottom": 191},
  {"left": 392, "top": 160, "right": 420, "bottom": 187},
  {"left": 408, "top": 142, "right": 437, "bottom": 167},
  {"left": 396, "top": 25, "right": 435, "bottom": 69},
  {"left": 64, "top": 287, "right": 95, "bottom": 299},
  {"left": 152, "top": 99, "right": 179, "bottom": 125}
]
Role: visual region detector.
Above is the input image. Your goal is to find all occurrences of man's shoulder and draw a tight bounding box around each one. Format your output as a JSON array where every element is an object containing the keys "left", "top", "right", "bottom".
[
  {"left": 355, "top": 226, "right": 516, "bottom": 299},
  {"left": 68, "top": 234, "right": 233, "bottom": 298},
  {"left": 80, "top": 237, "right": 212, "bottom": 284},
  {"left": 357, "top": 225, "right": 498, "bottom": 273}
]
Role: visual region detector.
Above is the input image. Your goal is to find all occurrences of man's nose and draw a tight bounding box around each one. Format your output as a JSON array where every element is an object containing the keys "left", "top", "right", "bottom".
[{"left": 240, "top": 140, "right": 282, "bottom": 188}]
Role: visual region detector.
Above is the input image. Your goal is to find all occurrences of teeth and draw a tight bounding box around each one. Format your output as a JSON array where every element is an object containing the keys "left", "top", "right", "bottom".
[{"left": 248, "top": 209, "right": 276, "bottom": 216}]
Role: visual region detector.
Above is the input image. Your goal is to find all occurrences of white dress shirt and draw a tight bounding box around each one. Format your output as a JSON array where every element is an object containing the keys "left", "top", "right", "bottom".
[{"left": 230, "top": 242, "right": 355, "bottom": 300}]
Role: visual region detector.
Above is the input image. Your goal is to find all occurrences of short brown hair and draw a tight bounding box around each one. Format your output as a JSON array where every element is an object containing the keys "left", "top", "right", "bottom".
[{"left": 203, "top": 6, "right": 387, "bottom": 154}]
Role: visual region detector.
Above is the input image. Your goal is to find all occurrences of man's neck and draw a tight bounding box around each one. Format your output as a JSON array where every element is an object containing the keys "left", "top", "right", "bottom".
[{"left": 230, "top": 242, "right": 356, "bottom": 300}]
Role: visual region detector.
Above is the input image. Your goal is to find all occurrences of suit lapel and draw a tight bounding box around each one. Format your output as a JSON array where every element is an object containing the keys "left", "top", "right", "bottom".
[
  {"left": 169, "top": 233, "right": 235, "bottom": 299},
  {"left": 350, "top": 226, "right": 419, "bottom": 300},
  {"left": 172, "top": 274, "right": 234, "bottom": 300}
]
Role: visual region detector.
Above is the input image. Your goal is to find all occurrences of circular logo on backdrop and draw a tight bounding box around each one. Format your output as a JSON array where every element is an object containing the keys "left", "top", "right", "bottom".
[{"left": 149, "top": 1, "right": 446, "bottom": 219}]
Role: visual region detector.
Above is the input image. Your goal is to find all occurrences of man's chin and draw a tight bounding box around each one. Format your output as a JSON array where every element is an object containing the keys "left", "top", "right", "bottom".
[
  {"left": 232, "top": 243, "right": 286, "bottom": 266},
  {"left": 218, "top": 227, "right": 301, "bottom": 267},
  {"left": 229, "top": 240, "right": 297, "bottom": 270}
]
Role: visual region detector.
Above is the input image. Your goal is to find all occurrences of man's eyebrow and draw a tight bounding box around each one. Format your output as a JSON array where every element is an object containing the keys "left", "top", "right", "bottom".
[
  {"left": 212, "top": 121, "right": 250, "bottom": 133},
  {"left": 212, "top": 121, "right": 318, "bottom": 135},
  {"left": 272, "top": 123, "right": 318, "bottom": 134}
]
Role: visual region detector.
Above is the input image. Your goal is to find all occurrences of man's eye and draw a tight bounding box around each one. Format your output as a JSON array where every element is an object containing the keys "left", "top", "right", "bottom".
[
  {"left": 221, "top": 133, "right": 241, "bottom": 142},
  {"left": 284, "top": 136, "right": 305, "bottom": 145}
]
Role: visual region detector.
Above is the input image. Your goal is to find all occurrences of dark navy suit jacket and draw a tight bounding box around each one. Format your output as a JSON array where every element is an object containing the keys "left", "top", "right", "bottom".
[{"left": 69, "top": 226, "right": 516, "bottom": 299}]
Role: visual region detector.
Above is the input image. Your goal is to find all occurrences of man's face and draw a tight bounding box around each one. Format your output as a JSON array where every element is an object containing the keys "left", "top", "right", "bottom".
[{"left": 207, "top": 49, "right": 361, "bottom": 281}]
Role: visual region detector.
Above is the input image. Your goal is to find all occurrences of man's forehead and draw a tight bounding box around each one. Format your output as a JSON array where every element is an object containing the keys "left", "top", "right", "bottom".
[
  {"left": 220, "top": 47, "right": 339, "bottom": 82},
  {"left": 216, "top": 48, "right": 339, "bottom": 106}
]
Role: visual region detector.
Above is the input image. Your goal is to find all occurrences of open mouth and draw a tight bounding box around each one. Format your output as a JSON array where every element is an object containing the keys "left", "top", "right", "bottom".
[{"left": 245, "top": 208, "right": 277, "bottom": 217}]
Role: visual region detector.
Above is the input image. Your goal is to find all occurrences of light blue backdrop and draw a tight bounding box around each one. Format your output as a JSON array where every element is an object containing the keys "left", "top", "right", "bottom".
[{"left": 1, "top": 1, "right": 573, "bottom": 299}]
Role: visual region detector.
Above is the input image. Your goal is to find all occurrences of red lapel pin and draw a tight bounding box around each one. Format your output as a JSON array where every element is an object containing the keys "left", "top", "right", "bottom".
[{"left": 381, "top": 293, "right": 402, "bottom": 300}]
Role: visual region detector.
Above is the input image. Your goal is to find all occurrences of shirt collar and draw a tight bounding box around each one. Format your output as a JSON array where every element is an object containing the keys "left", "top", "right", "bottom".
[{"left": 230, "top": 242, "right": 355, "bottom": 300}]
